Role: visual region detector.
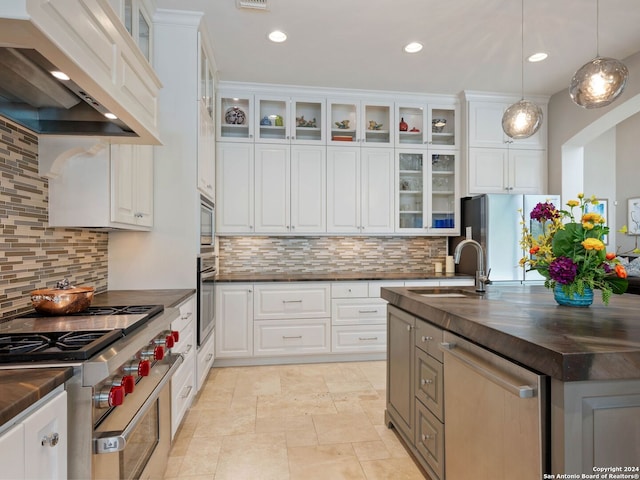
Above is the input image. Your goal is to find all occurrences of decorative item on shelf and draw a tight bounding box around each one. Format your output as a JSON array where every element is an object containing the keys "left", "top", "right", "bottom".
[
  {"left": 224, "top": 106, "right": 246, "bottom": 125},
  {"left": 569, "top": 0, "right": 628, "bottom": 108},
  {"left": 274, "top": 115, "right": 283, "bottom": 126},
  {"left": 400, "top": 179, "right": 410, "bottom": 191},
  {"left": 410, "top": 127, "right": 420, "bottom": 132},
  {"left": 260, "top": 115, "right": 272, "bottom": 126},
  {"left": 399, "top": 117, "right": 408, "bottom": 131},
  {"left": 368, "top": 120, "right": 383, "bottom": 130},
  {"left": 501, "top": 0, "right": 543, "bottom": 139},
  {"left": 296, "top": 116, "right": 317, "bottom": 128},
  {"left": 519, "top": 193, "right": 628, "bottom": 306},
  {"left": 335, "top": 120, "right": 350, "bottom": 129},
  {"left": 431, "top": 118, "right": 446, "bottom": 133},
  {"left": 332, "top": 135, "right": 353, "bottom": 141}
]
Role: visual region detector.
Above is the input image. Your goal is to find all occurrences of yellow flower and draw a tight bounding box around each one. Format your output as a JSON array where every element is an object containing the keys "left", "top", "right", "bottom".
[
  {"left": 582, "top": 238, "right": 605, "bottom": 251},
  {"left": 577, "top": 193, "right": 584, "bottom": 199},
  {"left": 619, "top": 225, "right": 629, "bottom": 234},
  {"left": 583, "top": 222, "right": 594, "bottom": 230},
  {"left": 582, "top": 213, "right": 604, "bottom": 224},
  {"left": 567, "top": 199, "right": 580, "bottom": 207}
]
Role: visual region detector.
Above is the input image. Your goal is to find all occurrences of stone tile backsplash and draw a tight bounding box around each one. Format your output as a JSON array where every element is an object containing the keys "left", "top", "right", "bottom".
[
  {"left": 218, "top": 236, "right": 447, "bottom": 274},
  {"left": 0, "top": 117, "right": 108, "bottom": 320}
]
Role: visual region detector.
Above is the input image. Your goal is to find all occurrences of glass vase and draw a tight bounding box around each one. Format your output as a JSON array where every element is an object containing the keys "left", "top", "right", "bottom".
[{"left": 553, "top": 285, "right": 594, "bottom": 307}]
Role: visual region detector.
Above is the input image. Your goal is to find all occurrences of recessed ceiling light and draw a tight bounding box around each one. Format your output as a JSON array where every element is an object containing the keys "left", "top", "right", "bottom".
[
  {"left": 528, "top": 52, "right": 548, "bottom": 63},
  {"left": 268, "top": 30, "right": 287, "bottom": 43},
  {"left": 50, "top": 71, "right": 70, "bottom": 81},
  {"left": 404, "top": 42, "right": 423, "bottom": 54},
  {"left": 104, "top": 113, "right": 118, "bottom": 120}
]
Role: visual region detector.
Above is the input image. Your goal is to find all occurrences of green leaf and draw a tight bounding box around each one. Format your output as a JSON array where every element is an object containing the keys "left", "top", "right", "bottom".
[{"left": 606, "top": 277, "right": 628, "bottom": 295}]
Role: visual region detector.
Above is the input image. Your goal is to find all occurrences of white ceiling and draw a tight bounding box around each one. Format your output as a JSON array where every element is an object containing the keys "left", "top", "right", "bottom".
[{"left": 155, "top": 0, "right": 640, "bottom": 98}]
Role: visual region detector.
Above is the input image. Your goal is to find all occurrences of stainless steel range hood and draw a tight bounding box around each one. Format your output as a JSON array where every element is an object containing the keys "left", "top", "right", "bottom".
[{"left": 0, "top": 47, "right": 136, "bottom": 137}]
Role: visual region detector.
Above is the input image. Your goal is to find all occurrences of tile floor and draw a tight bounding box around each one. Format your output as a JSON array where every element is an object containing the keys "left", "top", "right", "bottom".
[{"left": 164, "top": 361, "right": 429, "bottom": 479}]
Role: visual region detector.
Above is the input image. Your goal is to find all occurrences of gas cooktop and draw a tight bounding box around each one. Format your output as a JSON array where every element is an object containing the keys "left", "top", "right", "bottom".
[{"left": 0, "top": 304, "right": 164, "bottom": 363}]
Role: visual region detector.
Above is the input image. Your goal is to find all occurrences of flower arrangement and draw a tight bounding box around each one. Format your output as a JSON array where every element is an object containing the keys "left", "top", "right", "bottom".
[{"left": 520, "top": 194, "right": 628, "bottom": 305}]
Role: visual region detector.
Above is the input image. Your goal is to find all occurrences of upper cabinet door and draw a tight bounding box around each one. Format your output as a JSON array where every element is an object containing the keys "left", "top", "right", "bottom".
[
  {"left": 361, "top": 101, "right": 393, "bottom": 147},
  {"left": 291, "top": 97, "right": 326, "bottom": 145},
  {"left": 217, "top": 94, "right": 254, "bottom": 142},
  {"left": 255, "top": 96, "right": 291, "bottom": 143},
  {"left": 468, "top": 101, "right": 545, "bottom": 149},
  {"left": 327, "top": 99, "right": 360, "bottom": 145}
]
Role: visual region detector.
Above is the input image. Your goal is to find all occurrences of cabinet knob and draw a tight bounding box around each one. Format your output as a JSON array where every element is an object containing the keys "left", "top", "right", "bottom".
[
  {"left": 41, "top": 432, "right": 60, "bottom": 447},
  {"left": 421, "top": 378, "right": 434, "bottom": 385},
  {"left": 422, "top": 433, "right": 435, "bottom": 441},
  {"left": 422, "top": 335, "right": 434, "bottom": 342},
  {"left": 406, "top": 325, "right": 412, "bottom": 331},
  {"left": 291, "top": 225, "right": 295, "bottom": 230}
]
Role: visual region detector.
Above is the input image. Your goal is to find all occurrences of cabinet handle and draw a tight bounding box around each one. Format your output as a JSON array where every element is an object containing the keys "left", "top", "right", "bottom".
[
  {"left": 180, "top": 385, "right": 193, "bottom": 399},
  {"left": 205, "top": 353, "right": 213, "bottom": 361},
  {"left": 247, "top": 289, "right": 252, "bottom": 293},
  {"left": 358, "top": 336, "right": 378, "bottom": 341},
  {"left": 421, "top": 378, "right": 433, "bottom": 385},
  {"left": 181, "top": 312, "right": 193, "bottom": 320},
  {"left": 41, "top": 432, "right": 60, "bottom": 447},
  {"left": 249, "top": 134, "right": 253, "bottom": 138},
  {"left": 291, "top": 225, "right": 295, "bottom": 230},
  {"left": 406, "top": 325, "right": 412, "bottom": 331},
  {"left": 358, "top": 309, "right": 379, "bottom": 314},
  {"left": 421, "top": 433, "right": 435, "bottom": 441},
  {"left": 184, "top": 344, "right": 193, "bottom": 354},
  {"left": 421, "top": 335, "right": 433, "bottom": 342},
  {"left": 282, "top": 335, "right": 302, "bottom": 339},
  {"left": 282, "top": 300, "right": 303, "bottom": 303}
]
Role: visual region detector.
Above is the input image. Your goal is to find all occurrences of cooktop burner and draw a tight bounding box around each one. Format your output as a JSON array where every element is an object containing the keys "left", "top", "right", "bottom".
[
  {"left": 20, "top": 304, "right": 164, "bottom": 318},
  {"left": 0, "top": 330, "right": 123, "bottom": 362}
]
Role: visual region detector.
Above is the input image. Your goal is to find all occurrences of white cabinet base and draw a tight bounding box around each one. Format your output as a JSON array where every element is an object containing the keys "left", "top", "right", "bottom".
[
  {"left": 197, "top": 332, "right": 216, "bottom": 391},
  {"left": 254, "top": 318, "right": 331, "bottom": 356}
]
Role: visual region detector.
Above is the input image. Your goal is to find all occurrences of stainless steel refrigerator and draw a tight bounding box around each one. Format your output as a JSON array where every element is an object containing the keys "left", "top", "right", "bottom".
[{"left": 451, "top": 194, "right": 560, "bottom": 283}]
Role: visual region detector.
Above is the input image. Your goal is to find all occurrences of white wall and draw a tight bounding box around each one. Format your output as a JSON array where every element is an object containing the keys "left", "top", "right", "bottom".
[{"left": 616, "top": 112, "right": 640, "bottom": 254}]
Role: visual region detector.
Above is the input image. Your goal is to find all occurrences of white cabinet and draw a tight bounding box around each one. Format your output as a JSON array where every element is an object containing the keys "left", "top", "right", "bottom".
[
  {"left": 396, "top": 149, "right": 459, "bottom": 234},
  {"left": 112, "top": 0, "right": 154, "bottom": 63},
  {"left": 327, "top": 146, "right": 394, "bottom": 233},
  {"left": 395, "top": 102, "right": 458, "bottom": 149},
  {"left": 253, "top": 283, "right": 331, "bottom": 320},
  {"left": 217, "top": 94, "right": 254, "bottom": 142},
  {"left": 254, "top": 144, "right": 326, "bottom": 233},
  {"left": 254, "top": 95, "right": 326, "bottom": 144},
  {"left": 196, "top": 330, "right": 215, "bottom": 391},
  {"left": 327, "top": 99, "right": 393, "bottom": 146},
  {"left": 48, "top": 143, "right": 153, "bottom": 230},
  {"left": 0, "top": 387, "right": 67, "bottom": 480},
  {"left": 467, "top": 148, "right": 546, "bottom": 195},
  {"left": 215, "top": 283, "right": 253, "bottom": 358},
  {"left": 170, "top": 296, "right": 196, "bottom": 439},
  {"left": 464, "top": 96, "right": 548, "bottom": 196},
  {"left": 216, "top": 143, "right": 254, "bottom": 233},
  {"left": 198, "top": 100, "right": 216, "bottom": 200}
]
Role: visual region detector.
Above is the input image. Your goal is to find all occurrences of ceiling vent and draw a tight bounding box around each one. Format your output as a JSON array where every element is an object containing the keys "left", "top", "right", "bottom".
[{"left": 236, "top": 0, "right": 269, "bottom": 10}]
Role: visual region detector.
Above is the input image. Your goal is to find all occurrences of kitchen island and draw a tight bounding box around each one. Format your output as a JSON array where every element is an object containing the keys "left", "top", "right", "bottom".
[{"left": 381, "top": 284, "right": 640, "bottom": 478}]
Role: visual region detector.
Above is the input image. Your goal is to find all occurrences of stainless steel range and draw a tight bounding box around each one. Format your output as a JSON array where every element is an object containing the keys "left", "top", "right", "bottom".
[{"left": 0, "top": 304, "right": 182, "bottom": 480}]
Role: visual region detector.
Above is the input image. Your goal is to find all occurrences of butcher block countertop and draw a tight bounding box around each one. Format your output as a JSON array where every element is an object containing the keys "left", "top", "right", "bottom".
[
  {"left": 0, "top": 289, "right": 195, "bottom": 431},
  {"left": 381, "top": 284, "right": 640, "bottom": 382}
]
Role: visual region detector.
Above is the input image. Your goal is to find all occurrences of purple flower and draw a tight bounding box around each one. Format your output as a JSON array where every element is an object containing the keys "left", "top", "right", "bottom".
[
  {"left": 601, "top": 263, "right": 612, "bottom": 274},
  {"left": 549, "top": 256, "right": 578, "bottom": 284},
  {"left": 530, "top": 202, "right": 559, "bottom": 222}
]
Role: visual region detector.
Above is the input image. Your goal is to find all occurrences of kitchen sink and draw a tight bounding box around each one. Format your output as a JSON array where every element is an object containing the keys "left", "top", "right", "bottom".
[{"left": 408, "top": 288, "right": 484, "bottom": 298}]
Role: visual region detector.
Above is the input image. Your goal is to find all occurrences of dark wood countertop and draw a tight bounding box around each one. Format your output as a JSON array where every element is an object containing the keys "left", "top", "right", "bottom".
[
  {"left": 0, "top": 367, "right": 73, "bottom": 429},
  {"left": 217, "top": 272, "right": 472, "bottom": 283},
  {"left": 92, "top": 289, "right": 195, "bottom": 308},
  {"left": 381, "top": 284, "right": 640, "bottom": 382}
]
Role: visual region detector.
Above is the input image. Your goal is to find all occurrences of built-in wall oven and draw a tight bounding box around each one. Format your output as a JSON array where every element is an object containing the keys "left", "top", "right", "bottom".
[
  {"left": 200, "top": 196, "right": 214, "bottom": 248},
  {"left": 197, "top": 253, "right": 216, "bottom": 346}
]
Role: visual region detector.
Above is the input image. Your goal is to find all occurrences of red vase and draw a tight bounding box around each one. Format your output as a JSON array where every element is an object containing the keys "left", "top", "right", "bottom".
[{"left": 399, "top": 117, "right": 408, "bottom": 131}]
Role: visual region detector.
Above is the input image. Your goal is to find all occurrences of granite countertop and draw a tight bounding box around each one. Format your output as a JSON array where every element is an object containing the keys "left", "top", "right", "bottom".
[
  {"left": 381, "top": 284, "right": 640, "bottom": 382},
  {"left": 217, "top": 271, "right": 472, "bottom": 282},
  {"left": 0, "top": 289, "right": 194, "bottom": 432},
  {"left": 0, "top": 367, "right": 73, "bottom": 429}
]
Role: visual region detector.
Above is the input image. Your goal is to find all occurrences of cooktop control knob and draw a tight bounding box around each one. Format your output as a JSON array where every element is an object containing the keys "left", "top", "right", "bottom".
[
  {"left": 138, "top": 359, "right": 151, "bottom": 376},
  {"left": 119, "top": 375, "right": 136, "bottom": 394},
  {"left": 171, "top": 330, "right": 179, "bottom": 343},
  {"left": 154, "top": 345, "right": 165, "bottom": 360},
  {"left": 95, "top": 384, "right": 125, "bottom": 408},
  {"left": 124, "top": 359, "right": 150, "bottom": 377},
  {"left": 164, "top": 334, "right": 175, "bottom": 349}
]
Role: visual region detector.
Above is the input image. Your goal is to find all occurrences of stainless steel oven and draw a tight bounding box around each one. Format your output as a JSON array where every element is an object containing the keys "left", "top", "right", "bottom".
[
  {"left": 200, "top": 196, "right": 214, "bottom": 247},
  {"left": 197, "top": 253, "right": 216, "bottom": 347}
]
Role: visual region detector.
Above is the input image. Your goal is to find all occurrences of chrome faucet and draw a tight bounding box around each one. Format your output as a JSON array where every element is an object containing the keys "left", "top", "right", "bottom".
[{"left": 453, "top": 239, "right": 489, "bottom": 292}]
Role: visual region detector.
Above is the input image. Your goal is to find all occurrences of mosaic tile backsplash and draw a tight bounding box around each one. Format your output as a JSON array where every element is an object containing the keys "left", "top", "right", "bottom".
[
  {"left": 0, "top": 117, "right": 108, "bottom": 320},
  {"left": 218, "top": 236, "right": 447, "bottom": 274}
]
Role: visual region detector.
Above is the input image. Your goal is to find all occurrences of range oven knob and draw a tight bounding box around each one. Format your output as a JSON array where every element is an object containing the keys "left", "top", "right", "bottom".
[
  {"left": 164, "top": 334, "right": 175, "bottom": 349},
  {"left": 154, "top": 345, "right": 165, "bottom": 360},
  {"left": 119, "top": 375, "right": 136, "bottom": 394},
  {"left": 95, "top": 384, "right": 125, "bottom": 408},
  {"left": 124, "top": 359, "right": 150, "bottom": 377},
  {"left": 171, "top": 330, "right": 179, "bottom": 343}
]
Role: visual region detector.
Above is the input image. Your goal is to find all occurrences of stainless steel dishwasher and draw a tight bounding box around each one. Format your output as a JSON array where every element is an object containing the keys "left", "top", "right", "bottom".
[{"left": 441, "top": 332, "right": 548, "bottom": 479}]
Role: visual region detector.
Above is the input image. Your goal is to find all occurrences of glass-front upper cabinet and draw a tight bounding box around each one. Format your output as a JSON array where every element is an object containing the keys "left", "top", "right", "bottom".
[
  {"left": 118, "top": 0, "right": 152, "bottom": 63},
  {"left": 395, "top": 103, "right": 457, "bottom": 149},
  {"left": 255, "top": 96, "right": 325, "bottom": 144},
  {"left": 396, "top": 149, "right": 458, "bottom": 234},
  {"left": 327, "top": 100, "right": 392, "bottom": 147},
  {"left": 199, "top": 36, "right": 215, "bottom": 119},
  {"left": 217, "top": 94, "right": 254, "bottom": 142}
]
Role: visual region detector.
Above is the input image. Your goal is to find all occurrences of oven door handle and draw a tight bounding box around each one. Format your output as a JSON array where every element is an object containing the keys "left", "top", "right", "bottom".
[
  {"left": 93, "top": 354, "right": 184, "bottom": 454},
  {"left": 201, "top": 269, "right": 217, "bottom": 281}
]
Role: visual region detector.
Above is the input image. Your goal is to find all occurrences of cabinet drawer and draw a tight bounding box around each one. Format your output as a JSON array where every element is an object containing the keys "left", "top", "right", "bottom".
[
  {"left": 331, "top": 298, "right": 387, "bottom": 325},
  {"left": 171, "top": 315, "right": 196, "bottom": 356},
  {"left": 404, "top": 280, "right": 440, "bottom": 288},
  {"left": 415, "top": 349, "right": 444, "bottom": 421},
  {"left": 368, "top": 280, "right": 404, "bottom": 298},
  {"left": 332, "top": 325, "right": 386, "bottom": 353},
  {"left": 173, "top": 296, "right": 196, "bottom": 333},
  {"left": 415, "top": 319, "right": 444, "bottom": 362},
  {"left": 171, "top": 349, "right": 196, "bottom": 438},
  {"left": 196, "top": 332, "right": 215, "bottom": 392},
  {"left": 254, "top": 283, "right": 330, "bottom": 320},
  {"left": 254, "top": 318, "right": 330, "bottom": 356},
  {"left": 415, "top": 399, "right": 445, "bottom": 480},
  {"left": 438, "top": 278, "right": 474, "bottom": 287},
  {"left": 331, "top": 282, "right": 369, "bottom": 298}
]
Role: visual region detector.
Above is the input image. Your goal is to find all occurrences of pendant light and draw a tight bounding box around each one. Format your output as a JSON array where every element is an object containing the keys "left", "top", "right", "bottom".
[
  {"left": 502, "top": 0, "right": 543, "bottom": 139},
  {"left": 569, "top": 0, "right": 628, "bottom": 109}
]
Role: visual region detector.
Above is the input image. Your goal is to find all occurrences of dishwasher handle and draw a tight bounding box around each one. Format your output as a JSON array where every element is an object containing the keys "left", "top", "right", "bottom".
[{"left": 441, "top": 342, "right": 536, "bottom": 399}]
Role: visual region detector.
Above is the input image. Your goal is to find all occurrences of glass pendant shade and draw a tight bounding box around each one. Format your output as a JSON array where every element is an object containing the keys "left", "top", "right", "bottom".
[
  {"left": 569, "top": 56, "right": 629, "bottom": 108},
  {"left": 502, "top": 99, "right": 543, "bottom": 139}
]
